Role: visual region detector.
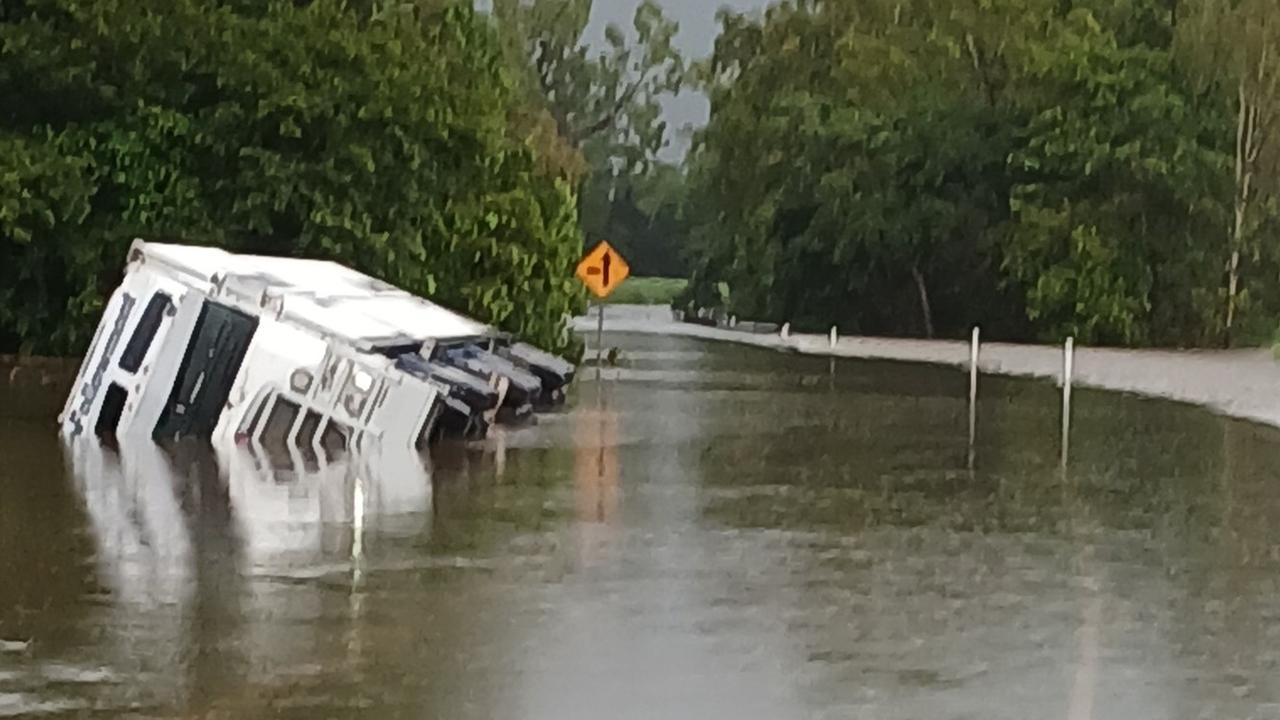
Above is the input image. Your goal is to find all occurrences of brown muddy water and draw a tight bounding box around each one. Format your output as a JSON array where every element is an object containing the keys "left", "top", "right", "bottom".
[{"left": 2, "top": 332, "right": 1280, "bottom": 719}]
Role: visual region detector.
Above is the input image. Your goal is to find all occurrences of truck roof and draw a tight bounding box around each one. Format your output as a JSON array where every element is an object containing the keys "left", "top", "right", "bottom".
[{"left": 130, "top": 240, "right": 492, "bottom": 349}]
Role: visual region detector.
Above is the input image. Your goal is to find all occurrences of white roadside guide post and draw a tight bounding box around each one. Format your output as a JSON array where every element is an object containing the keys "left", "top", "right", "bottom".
[
  {"left": 1061, "top": 337, "right": 1075, "bottom": 467},
  {"left": 968, "top": 326, "right": 980, "bottom": 469},
  {"left": 829, "top": 326, "right": 838, "bottom": 348},
  {"left": 781, "top": 322, "right": 791, "bottom": 341}
]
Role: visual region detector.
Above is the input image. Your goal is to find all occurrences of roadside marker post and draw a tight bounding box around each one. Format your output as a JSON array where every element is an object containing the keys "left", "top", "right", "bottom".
[
  {"left": 968, "top": 327, "right": 980, "bottom": 471},
  {"left": 575, "top": 241, "right": 631, "bottom": 379},
  {"left": 1062, "top": 337, "right": 1075, "bottom": 467}
]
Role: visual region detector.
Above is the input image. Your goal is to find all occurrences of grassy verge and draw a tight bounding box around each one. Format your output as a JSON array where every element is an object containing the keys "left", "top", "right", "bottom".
[{"left": 602, "top": 277, "right": 688, "bottom": 306}]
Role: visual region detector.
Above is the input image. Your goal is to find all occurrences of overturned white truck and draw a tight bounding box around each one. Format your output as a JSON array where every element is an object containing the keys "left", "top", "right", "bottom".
[{"left": 59, "top": 240, "right": 575, "bottom": 455}]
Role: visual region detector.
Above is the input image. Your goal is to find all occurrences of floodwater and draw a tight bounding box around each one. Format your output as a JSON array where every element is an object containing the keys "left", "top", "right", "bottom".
[{"left": 3, "top": 333, "right": 1280, "bottom": 719}]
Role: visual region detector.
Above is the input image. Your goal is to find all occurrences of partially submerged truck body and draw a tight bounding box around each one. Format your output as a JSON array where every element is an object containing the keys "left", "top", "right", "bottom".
[{"left": 59, "top": 241, "right": 574, "bottom": 458}]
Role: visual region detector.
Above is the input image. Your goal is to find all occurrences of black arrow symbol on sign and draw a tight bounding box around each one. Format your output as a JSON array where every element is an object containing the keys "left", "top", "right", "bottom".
[{"left": 586, "top": 251, "right": 614, "bottom": 287}]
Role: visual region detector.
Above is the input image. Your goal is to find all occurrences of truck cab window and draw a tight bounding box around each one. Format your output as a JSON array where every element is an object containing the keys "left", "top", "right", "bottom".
[{"left": 119, "top": 292, "right": 174, "bottom": 373}]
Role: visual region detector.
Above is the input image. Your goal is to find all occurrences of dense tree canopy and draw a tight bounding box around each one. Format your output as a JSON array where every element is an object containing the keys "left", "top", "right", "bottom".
[
  {"left": 494, "top": 0, "right": 683, "bottom": 173},
  {"left": 0, "top": 0, "right": 586, "bottom": 355},
  {"left": 683, "top": 0, "right": 1280, "bottom": 347},
  {"left": 493, "top": 0, "right": 688, "bottom": 276},
  {"left": 1175, "top": 0, "right": 1280, "bottom": 343},
  {"left": 7, "top": 0, "right": 1280, "bottom": 355},
  {"left": 580, "top": 161, "right": 689, "bottom": 277}
]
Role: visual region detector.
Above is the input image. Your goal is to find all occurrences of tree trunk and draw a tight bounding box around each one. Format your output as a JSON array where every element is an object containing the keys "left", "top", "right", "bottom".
[
  {"left": 1225, "top": 245, "right": 1241, "bottom": 347},
  {"left": 1226, "top": 82, "right": 1246, "bottom": 347},
  {"left": 911, "top": 264, "right": 935, "bottom": 340},
  {"left": 1226, "top": 77, "right": 1261, "bottom": 347}
]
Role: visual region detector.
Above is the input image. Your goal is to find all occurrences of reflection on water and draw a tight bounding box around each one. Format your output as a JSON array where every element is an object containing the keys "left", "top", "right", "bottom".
[{"left": 4, "top": 334, "right": 1280, "bottom": 718}]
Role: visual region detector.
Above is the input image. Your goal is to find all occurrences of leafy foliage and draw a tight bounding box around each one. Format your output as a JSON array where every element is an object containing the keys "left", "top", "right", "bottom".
[
  {"left": 683, "top": 0, "right": 1274, "bottom": 347},
  {"left": 493, "top": 0, "right": 688, "bottom": 275},
  {"left": 684, "top": 1, "right": 1030, "bottom": 337},
  {"left": 0, "top": 0, "right": 585, "bottom": 356},
  {"left": 601, "top": 276, "right": 687, "bottom": 306},
  {"left": 1002, "top": 8, "right": 1231, "bottom": 344},
  {"left": 494, "top": 0, "right": 684, "bottom": 173},
  {"left": 1175, "top": 0, "right": 1280, "bottom": 343},
  {"left": 580, "top": 161, "right": 689, "bottom": 278}
]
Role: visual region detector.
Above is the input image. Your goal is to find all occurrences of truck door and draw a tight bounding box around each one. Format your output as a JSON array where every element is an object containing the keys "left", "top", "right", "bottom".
[
  {"left": 153, "top": 301, "right": 258, "bottom": 441},
  {"left": 365, "top": 374, "right": 442, "bottom": 453}
]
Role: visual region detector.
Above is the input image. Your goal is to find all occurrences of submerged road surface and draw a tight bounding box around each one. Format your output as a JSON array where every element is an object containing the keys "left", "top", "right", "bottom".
[
  {"left": 578, "top": 304, "right": 1280, "bottom": 428},
  {"left": 3, "top": 332, "right": 1280, "bottom": 719}
]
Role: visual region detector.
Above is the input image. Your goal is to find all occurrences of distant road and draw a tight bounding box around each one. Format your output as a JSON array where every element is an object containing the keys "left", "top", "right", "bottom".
[{"left": 575, "top": 305, "right": 1280, "bottom": 429}]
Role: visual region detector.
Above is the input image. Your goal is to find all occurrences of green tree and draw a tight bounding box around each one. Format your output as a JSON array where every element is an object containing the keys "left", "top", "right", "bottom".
[
  {"left": 1176, "top": 0, "right": 1280, "bottom": 344},
  {"left": 0, "top": 0, "right": 585, "bottom": 355},
  {"left": 580, "top": 160, "right": 689, "bottom": 277},
  {"left": 683, "top": 0, "right": 1254, "bottom": 347},
  {"left": 684, "top": 1, "right": 1033, "bottom": 336},
  {"left": 1000, "top": 8, "right": 1231, "bottom": 344},
  {"left": 492, "top": 0, "right": 688, "bottom": 274},
  {"left": 493, "top": 0, "right": 684, "bottom": 172}
]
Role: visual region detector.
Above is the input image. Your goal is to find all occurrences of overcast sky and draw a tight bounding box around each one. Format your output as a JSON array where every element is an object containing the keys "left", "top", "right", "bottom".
[{"left": 583, "top": 0, "right": 772, "bottom": 161}]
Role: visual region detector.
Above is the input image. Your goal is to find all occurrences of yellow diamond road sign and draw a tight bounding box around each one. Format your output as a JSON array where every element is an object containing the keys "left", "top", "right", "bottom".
[{"left": 576, "top": 241, "right": 630, "bottom": 299}]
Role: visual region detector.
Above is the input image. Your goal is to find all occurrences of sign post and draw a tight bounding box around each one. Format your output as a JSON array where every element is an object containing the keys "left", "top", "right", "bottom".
[
  {"left": 575, "top": 241, "right": 631, "bottom": 379},
  {"left": 596, "top": 302, "right": 605, "bottom": 374}
]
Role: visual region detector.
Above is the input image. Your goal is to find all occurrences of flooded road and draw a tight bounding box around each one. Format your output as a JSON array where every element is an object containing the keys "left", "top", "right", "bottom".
[{"left": 3, "top": 332, "right": 1280, "bottom": 719}]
